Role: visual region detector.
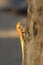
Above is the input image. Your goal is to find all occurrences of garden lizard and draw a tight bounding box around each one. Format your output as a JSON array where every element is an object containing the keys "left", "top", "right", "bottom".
[{"left": 16, "top": 22, "right": 25, "bottom": 65}]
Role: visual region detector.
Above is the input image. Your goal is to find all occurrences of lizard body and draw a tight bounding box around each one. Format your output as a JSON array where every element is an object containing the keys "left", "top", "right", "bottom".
[{"left": 16, "top": 22, "right": 25, "bottom": 65}]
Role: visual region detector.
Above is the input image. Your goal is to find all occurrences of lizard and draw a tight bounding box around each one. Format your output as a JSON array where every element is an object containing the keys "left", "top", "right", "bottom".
[{"left": 16, "top": 22, "right": 25, "bottom": 65}]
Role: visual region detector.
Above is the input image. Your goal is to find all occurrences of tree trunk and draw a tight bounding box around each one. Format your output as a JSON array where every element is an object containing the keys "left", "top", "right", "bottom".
[{"left": 24, "top": 0, "right": 43, "bottom": 65}]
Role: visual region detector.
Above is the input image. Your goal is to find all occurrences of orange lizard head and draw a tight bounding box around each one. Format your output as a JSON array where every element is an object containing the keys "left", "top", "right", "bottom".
[{"left": 16, "top": 22, "right": 23, "bottom": 37}]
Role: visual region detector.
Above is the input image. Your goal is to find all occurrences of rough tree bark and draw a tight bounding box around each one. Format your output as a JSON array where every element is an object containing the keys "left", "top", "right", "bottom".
[{"left": 24, "top": 0, "right": 43, "bottom": 65}]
